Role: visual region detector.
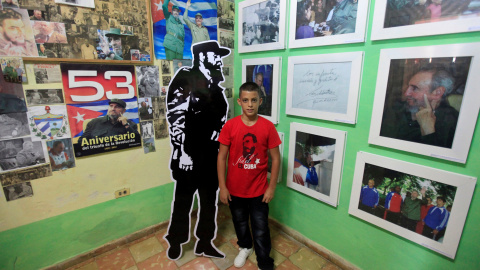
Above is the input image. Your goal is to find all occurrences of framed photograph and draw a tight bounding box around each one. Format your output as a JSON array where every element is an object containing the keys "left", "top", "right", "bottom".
[
  {"left": 286, "top": 52, "right": 363, "bottom": 124},
  {"left": 369, "top": 43, "right": 480, "bottom": 163},
  {"left": 349, "top": 152, "right": 476, "bottom": 259},
  {"left": 238, "top": 0, "right": 287, "bottom": 53},
  {"left": 288, "top": 0, "right": 369, "bottom": 49},
  {"left": 242, "top": 57, "right": 282, "bottom": 124},
  {"left": 287, "top": 123, "right": 346, "bottom": 207},
  {"left": 371, "top": 0, "right": 480, "bottom": 40},
  {"left": 268, "top": 132, "right": 284, "bottom": 183},
  {"left": 55, "top": 0, "right": 95, "bottom": 9}
]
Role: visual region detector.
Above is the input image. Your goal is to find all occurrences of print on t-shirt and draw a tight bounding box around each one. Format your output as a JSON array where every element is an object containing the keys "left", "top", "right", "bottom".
[{"left": 233, "top": 133, "right": 260, "bottom": 169}]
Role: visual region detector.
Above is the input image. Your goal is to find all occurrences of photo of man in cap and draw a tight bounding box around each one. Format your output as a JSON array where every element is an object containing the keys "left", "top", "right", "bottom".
[
  {"left": 162, "top": 0, "right": 185, "bottom": 60},
  {"left": 184, "top": 0, "right": 210, "bottom": 45},
  {"left": 165, "top": 40, "right": 230, "bottom": 260},
  {"left": 78, "top": 98, "right": 139, "bottom": 142}
]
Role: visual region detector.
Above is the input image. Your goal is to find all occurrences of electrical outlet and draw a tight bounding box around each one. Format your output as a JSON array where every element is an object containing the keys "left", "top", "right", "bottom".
[{"left": 115, "top": 188, "right": 130, "bottom": 198}]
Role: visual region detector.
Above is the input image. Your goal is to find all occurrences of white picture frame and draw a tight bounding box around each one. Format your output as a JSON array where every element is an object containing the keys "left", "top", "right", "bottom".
[
  {"left": 349, "top": 152, "right": 476, "bottom": 259},
  {"left": 368, "top": 43, "right": 480, "bottom": 163},
  {"left": 242, "top": 57, "right": 282, "bottom": 124},
  {"left": 268, "top": 132, "right": 284, "bottom": 183},
  {"left": 286, "top": 52, "right": 363, "bottom": 124},
  {"left": 238, "top": 0, "right": 288, "bottom": 53},
  {"left": 288, "top": 0, "right": 369, "bottom": 49},
  {"left": 371, "top": 1, "right": 480, "bottom": 41},
  {"left": 286, "top": 123, "right": 346, "bottom": 207}
]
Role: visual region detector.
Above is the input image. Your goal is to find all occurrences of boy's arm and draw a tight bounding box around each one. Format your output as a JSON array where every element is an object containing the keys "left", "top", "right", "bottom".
[
  {"left": 263, "top": 146, "right": 280, "bottom": 203},
  {"left": 217, "top": 143, "right": 231, "bottom": 205}
]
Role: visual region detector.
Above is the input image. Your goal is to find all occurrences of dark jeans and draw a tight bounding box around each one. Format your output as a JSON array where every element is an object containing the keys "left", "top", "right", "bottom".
[
  {"left": 422, "top": 225, "right": 446, "bottom": 241},
  {"left": 402, "top": 216, "right": 418, "bottom": 232},
  {"left": 229, "top": 195, "right": 274, "bottom": 270},
  {"left": 385, "top": 211, "right": 402, "bottom": 225},
  {"left": 359, "top": 203, "right": 376, "bottom": 215}
]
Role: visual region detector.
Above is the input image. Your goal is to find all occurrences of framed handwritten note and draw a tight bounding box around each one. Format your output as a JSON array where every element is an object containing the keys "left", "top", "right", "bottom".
[{"left": 286, "top": 52, "right": 363, "bottom": 124}]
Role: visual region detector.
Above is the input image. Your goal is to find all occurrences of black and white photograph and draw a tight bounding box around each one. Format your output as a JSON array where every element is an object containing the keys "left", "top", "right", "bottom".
[
  {"left": 239, "top": 0, "right": 286, "bottom": 53},
  {"left": 3, "top": 182, "right": 33, "bottom": 202},
  {"left": 0, "top": 69, "right": 26, "bottom": 114},
  {"left": 25, "top": 89, "right": 64, "bottom": 106},
  {"left": 33, "top": 64, "right": 62, "bottom": 84},
  {"left": 349, "top": 152, "right": 477, "bottom": 259},
  {"left": 162, "top": 76, "right": 171, "bottom": 87},
  {"left": 19, "top": 0, "right": 45, "bottom": 10},
  {"left": 371, "top": 0, "right": 480, "bottom": 40},
  {"left": 161, "top": 60, "right": 171, "bottom": 75},
  {"left": 55, "top": 0, "right": 95, "bottom": 9},
  {"left": 242, "top": 57, "right": 281, "bottom": 124},
  {"left": 0, "top": 163, "right": 52, "bottom": 186},
  {"left": 0, "top": 112, "right": 30, "bottom": 139},
  {"left": 152, "top": 96, "right": 168, "bottom": 140},
  {"left": 369, "top": 43, "right": 480, "bottom": 163},
  {"left": 287, "top": 123, "right": 346, "bottom": 207},
  {"left": 219, "top": 29, "right": 234, "bottom": 49},
  {"left": 288, "top": 0, "right": 369, "bottom": 49},
  {"left": 0, "top": 137, "right": 46, "bottom": 172},
  {"left": 143, "top": 137, "right": 156, "bottom": 154},
  {"left": 217, "top": 0, "right": 235, "bottom": 20},
  {"left": 218, "top": 17, "right": 234, "bottom": 31},
  {"left": 138, "top": 97, "right": 154, "bottom": 121},
  {"left": 140, "top": 121, "right": 154, "bottom": 140},
  {"left": 136, "top": 65, "right": 160, "bottom": 97},
  {"left": 224, "top": 88, "right": 233, "bottom": 99},
  {"left": 46, "top": 138, "right": 75, "bottom": 171},
  {"left": 46, "top": 4, "right": 63, "bottom": 22}
]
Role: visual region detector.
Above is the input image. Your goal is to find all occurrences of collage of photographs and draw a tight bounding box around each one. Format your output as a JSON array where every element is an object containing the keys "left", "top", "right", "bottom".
[{"left": 0, "top": 0, "right": 151, "bottom": 61}]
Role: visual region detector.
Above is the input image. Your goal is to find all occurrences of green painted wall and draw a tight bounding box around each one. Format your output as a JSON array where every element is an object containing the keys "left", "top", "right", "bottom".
[
  {"left": 0, "top": 183, "right": 174, "bottom": 270},
  {"left": 0, "top": 2, "right": 479, "bottom": 270},
  {"left": 235, "top": 0, "right": 480, "bottom": 269}
]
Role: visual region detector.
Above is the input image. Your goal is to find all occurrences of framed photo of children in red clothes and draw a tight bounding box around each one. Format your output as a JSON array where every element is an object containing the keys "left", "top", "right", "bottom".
[
  {"left": 348, "top": 152, "right": 476, "bottom": 259},
  {"left": 286, "top": 123, "right": 346, "bottom": 207}
]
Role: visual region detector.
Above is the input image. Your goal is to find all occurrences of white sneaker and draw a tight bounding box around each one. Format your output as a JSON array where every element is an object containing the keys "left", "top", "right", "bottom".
[{"left": 234, "top": 247, "right": 253, "bottom": 268}]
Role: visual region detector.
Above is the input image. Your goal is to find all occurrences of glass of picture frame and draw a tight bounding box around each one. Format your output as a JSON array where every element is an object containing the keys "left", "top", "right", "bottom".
[{"left": 349, "top": 151, "right": 476, "bottom": 259}]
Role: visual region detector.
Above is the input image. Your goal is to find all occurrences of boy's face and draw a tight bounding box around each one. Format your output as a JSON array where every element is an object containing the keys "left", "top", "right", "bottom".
[{"left": 237, "top": 90, "right": 262, "bottom": 118}]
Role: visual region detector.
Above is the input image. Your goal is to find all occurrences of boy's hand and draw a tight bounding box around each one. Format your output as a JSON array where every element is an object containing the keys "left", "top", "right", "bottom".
[
  {"left": 262, "top": 186, "right": 275, "bottom": 203},
  {"left": 220, "top": 187, "right": 231, "bottom": 205}
]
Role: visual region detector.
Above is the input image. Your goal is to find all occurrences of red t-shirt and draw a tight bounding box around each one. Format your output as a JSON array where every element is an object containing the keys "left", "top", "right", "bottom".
[{"left": 218, "top": 115, "right": 281, "bottom": 198}]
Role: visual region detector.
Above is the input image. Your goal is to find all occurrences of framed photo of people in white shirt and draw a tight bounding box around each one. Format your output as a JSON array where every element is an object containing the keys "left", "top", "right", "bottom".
[{"left": 286, "top": 123, "right": 346, "bottom": 207}]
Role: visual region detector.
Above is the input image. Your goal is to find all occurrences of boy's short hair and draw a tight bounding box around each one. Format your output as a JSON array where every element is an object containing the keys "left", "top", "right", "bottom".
[
  {"left": 437, "top": 196, "right": 445, "bottom": 203},
  {"left": 239, "top": 82, "right": 260, "bottom": 97}
]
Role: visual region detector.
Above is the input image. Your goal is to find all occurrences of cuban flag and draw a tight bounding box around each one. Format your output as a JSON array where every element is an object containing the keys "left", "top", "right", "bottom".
[
  {"left": 67, "top": 98, "right": 140, "bottom": 139},
  {"left": 151, "top": 0, "right": 218, "bottom": 59}
]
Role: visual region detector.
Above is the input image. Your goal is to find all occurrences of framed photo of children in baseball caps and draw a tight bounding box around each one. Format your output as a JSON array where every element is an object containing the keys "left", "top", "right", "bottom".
[
  {"left": 242, "top": 56, "right": 282, "bottom": 124},
  {"left": 238, "top": 0, "right": 287, "bottom": 53},
  {"left": 371, "top": 0, "right": 480, "bottom": 41},
  {"left": 286, "top": 123, "right": 346, "bottom": 207},
  {"left": 349, "top": 152, "right": 476, "bottom": 259},
  {"left": 288, "top": 0, "right": 369, "bottom": 49},
  {"left": 368, "top": 43, "right": 480, "bottom": 163}
]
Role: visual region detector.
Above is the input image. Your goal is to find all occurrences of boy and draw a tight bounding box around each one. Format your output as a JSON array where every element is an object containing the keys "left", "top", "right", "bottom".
[{"left": 217, "top": 82, "right": 281, "bottom": 270}]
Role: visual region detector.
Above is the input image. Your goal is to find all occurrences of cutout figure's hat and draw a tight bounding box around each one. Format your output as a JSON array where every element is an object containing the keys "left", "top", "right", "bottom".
[{"left": 192, "top": 41, "right": 230, "bottom": 58}]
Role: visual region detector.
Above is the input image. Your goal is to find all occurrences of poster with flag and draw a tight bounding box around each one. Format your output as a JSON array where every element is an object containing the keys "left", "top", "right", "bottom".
[
  {"left": 151, "top": 0, "right": 218, "bottom": 59},
  {"left": 61, "top": 63, "right": 141, "bottom": 157}
]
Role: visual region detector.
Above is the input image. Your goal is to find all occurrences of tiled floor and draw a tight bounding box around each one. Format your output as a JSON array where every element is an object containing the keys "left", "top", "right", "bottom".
[{"left": 68, "top": 204, "right": 342, "bottom": 270}]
